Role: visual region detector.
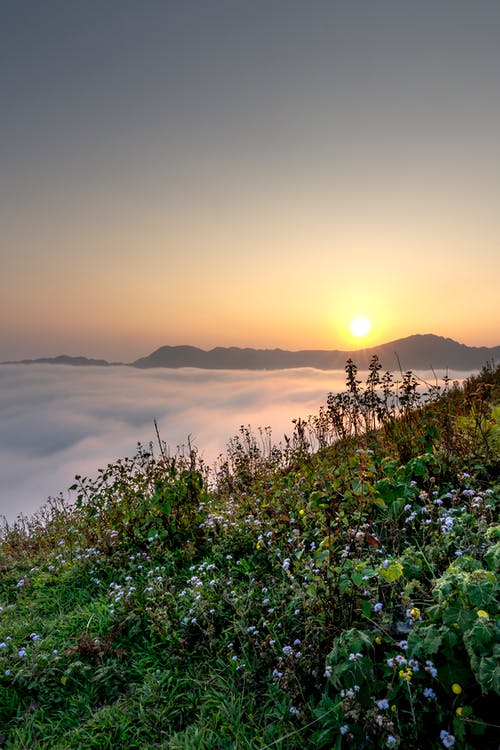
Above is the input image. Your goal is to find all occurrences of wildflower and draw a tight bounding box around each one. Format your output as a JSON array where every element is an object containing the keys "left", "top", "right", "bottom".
[
  {"left": 16, "top": 579, "right": 25, "bottom": 588},
  {"left": 451, "top": 683, "right": 462, "bottom": 695},
  {"left": 289, "top": 706, "right": 300, "bottom": 716},
  {"left": 340, "top": 725, "right": 349, "bottom": 735},
  {"left": 0, "top": 642, "right": 6, "bottom": 649},
  {"left": 456, "top": 707, "right": 463, "bottom": 716},
  {"left": 5, "top": 669, "right": 11, "bottom": 676},
  {"left": 409, "top": 607, "right": 421, "bottom": 619},
  {"left": 398, "top": 668, "right": 412, "bottom": 682},
  {"left": 18, "top": 648, "right": 27, "bottom": 658},
  {"left": 282, "top": 558, "right": 291, "bottom": 570},
  {"left": 299, "top": 509, "right": 305, "bottom": 516},
  {"left": 324, "top": 665, "right": 333, "bottom": 679},
  {"left": 377, "top": 699, "right": 390, "bottom": 710},
  {"left": 440, "top": 729, "right": 455, "bottom": 747},
  {"left": 425, "top": 660, "right": 438, "bottom": 678},
  {"left": 441, "top": 516, "right": 454, "bottom": 532},
  {"left": 386, "top": 737, "right": 397, "bottom": 747},
  {"left": 424, "top": 687, "right": 437, "bottom": 700},
  {"left": 374, "top": 602, "right": 383, "bottom": 613},
  {"left": 476, "top": 610, "right": 489, "bottom": 619}
]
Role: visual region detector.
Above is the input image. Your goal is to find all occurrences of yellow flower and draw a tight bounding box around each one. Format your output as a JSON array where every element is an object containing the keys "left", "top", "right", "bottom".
[
  {"left": 451, "top": 683, "right": 462, "bottom": 695},
  {"left": 456, "top": 707, "right": 463, "bottom": 716},
  {"left": 399, "top": 668, "right": 412, "bottom": 682},
  {"left": 391, "top": 705, "right": 397, "bottom": 713},
  {"left": 299, "top": 509, "right": 305, "bottom": 516},
  {"left": 476, "top": 610, "right": 489, "bottom": 619},
  {"left": 409, "top": 607, "right": 421, "bottom": 619},
  {"left": 256, "top": 541, "right": 262, "bottom": 550},
  {"left": 375, "top": 635, "right": 382, "bottom": 645}
]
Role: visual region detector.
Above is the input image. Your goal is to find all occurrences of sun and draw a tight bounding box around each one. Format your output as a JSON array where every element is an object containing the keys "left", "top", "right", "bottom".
[{"left": 349, "top": 316, "right": 372, "bottom": 338}]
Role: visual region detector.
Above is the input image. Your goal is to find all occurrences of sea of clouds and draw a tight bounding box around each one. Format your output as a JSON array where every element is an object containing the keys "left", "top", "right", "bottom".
[{"left": 0, "top": 364, "right": 472, "bottom": 524}]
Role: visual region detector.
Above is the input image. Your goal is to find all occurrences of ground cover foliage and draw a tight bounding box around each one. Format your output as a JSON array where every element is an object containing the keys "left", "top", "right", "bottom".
[{"left": 0, "top": 359, "right": 498, "bottom": 749}]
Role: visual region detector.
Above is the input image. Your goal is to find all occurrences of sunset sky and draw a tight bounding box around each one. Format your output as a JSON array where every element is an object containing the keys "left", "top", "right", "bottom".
[{"left": 2, "top": 1, "right": 499, "bottom": 361}]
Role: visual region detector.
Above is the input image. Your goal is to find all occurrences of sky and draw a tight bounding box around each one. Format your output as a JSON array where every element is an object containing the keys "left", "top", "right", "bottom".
[
  {"left": 1, "top": 0, "right": 500, "bottom": 361},
  {"left": 0, "top": 363, "right": 471, "bottom": 523}
]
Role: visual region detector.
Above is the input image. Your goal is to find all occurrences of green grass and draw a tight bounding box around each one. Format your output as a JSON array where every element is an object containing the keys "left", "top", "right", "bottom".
[{"left": 0, "top": 359, "right": 498, "bottom": 749}]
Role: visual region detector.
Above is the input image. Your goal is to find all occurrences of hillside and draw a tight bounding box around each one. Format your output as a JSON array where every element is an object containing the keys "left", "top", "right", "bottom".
[{"left": 0, "top": 362, "right": 498, "bottom": 748}]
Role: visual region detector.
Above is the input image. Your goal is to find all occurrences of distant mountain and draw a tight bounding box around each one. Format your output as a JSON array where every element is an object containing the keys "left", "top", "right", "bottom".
[
  {"left": 131, "top": 335, "right": 499, "bottom": 371},
  {"left": 3, "top": 335, "right": 498, "bottom": 371},
  {"left": 1, "top": 355, "right": 113, "bottom": 367}
]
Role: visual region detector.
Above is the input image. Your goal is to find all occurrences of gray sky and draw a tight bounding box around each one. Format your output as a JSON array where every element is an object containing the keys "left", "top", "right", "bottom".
[{"left": 2, "top": 1, "right": 499, "bottom": 360}]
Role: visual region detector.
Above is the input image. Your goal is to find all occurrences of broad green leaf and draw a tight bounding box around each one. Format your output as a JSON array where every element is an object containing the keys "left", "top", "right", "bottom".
[{"left": 379, "top": 561, "right": 403, "bottom": 583}]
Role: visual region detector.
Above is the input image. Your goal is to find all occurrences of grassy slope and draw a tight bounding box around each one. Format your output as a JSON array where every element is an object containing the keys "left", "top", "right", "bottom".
[{"left": 0, "top": 361, "right": 498, "bottom": 750}]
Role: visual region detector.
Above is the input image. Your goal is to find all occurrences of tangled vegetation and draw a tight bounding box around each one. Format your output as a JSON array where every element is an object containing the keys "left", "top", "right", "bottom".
[{"left": 0, "top": 359, "right": 498, "bottom": 749}]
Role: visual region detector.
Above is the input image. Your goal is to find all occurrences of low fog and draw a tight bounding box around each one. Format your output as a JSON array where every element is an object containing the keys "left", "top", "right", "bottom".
[{"left": 0, "top": 364, "right": 470, "bottom": 523}]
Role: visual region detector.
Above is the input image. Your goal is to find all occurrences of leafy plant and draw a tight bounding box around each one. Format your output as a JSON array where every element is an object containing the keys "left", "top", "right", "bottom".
[{"left": 0, "top": 362, "right": 498, "bottom": 748}]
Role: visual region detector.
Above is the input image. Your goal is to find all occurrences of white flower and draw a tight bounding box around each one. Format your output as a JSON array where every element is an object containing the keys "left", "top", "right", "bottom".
[{"left": 440, "top": 730, "right": 455, "bottom": 748}]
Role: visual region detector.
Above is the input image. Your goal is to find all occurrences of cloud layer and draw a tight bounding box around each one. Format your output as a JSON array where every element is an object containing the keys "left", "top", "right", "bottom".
[{"left": 0, "top": 364, "right": 470, "bottom": 523}]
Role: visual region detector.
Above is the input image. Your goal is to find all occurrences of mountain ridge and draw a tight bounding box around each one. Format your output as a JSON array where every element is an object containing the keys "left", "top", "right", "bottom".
[
  {"left": 132, "top": 334, "right": 499, "bottom": 371},
  {"left": 2, "top": 334, "right": 498, "bottom": 371}
]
